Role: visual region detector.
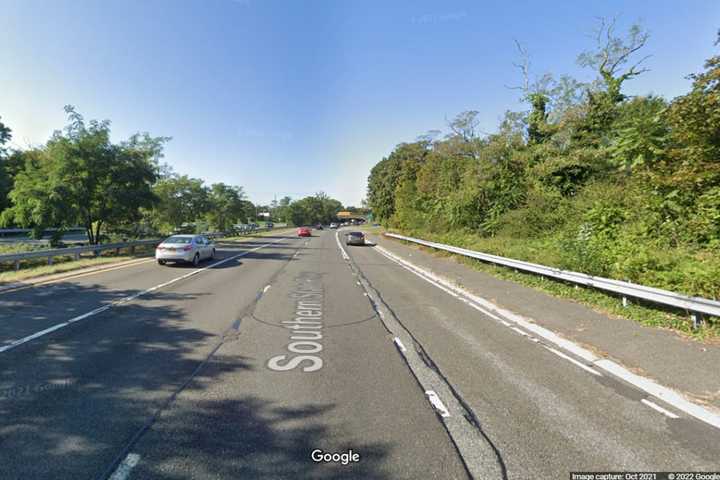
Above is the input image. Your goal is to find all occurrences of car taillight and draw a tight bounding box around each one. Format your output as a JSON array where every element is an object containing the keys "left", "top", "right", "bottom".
[{"left": 183, "top": 245, "right": 192, "bottom": 251}]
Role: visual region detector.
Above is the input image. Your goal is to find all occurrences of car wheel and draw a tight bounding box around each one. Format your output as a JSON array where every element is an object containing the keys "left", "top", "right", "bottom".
[
  {"left": 157, "top": 259, "right": 166, "bottom": 265},
  {"left": 192, "top": 253, "right": 200, "bottom": 267}
]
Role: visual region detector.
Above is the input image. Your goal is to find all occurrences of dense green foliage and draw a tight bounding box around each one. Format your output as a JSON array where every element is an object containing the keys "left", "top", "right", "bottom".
[
  {"left": 286, "top": 192, "right": 343, "bottom": 226},
  {"left": 367, "top": 24, "right": 720, "bottom": 299},
  {"left": 0, "top": 108, "right": 347, "bottom": 242},
  {"left": 1, "top": 107, "right": 162, "bottom": 243},
  {"left": 0, "top": 107, "right": 254, "bottom": 241}
]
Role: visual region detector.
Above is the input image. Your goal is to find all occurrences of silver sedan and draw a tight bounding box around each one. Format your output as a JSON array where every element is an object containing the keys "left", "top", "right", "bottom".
[{"left": 155, "top": 234, "right": 216, "bottom": 266}]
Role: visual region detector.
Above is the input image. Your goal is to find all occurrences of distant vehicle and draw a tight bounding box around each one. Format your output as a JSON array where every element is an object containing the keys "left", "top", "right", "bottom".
[
  {"left": 329, "top": 222, "right": 338, "bottom": 229},
  {"left": 266, "top": 222, "right": 274, "bottom": 230},
  {"left": 155, "top": 234, "right": 215, "bottom": 266},
  {"left": 315, "top": 224, "right": 324, "bottom": 230},
  {"left": 297, "top": 227, "right": 312, "bottom": 237},
  {"left": 345, "top": 231, "right": 365, "bottom": 246}
]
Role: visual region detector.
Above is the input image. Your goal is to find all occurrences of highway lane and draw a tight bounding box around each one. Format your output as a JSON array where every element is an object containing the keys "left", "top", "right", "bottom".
[
  {"left": 344, "top": 232, "right": 720, "bottom": 478},
  {"left": 0, "top": 231, "right": 469, "bottom": 479},
  {"left": 3, "top": 226, "right": 718, "bottom": 479},
  {"left": 126, "top": 230, "right": 467, "bottom": 479},
  {"left": 0, "top": 234, "right": 310, "bottom": 478},
  {"left": 0, "top": 236, "right": 290, "bottom": 351}
]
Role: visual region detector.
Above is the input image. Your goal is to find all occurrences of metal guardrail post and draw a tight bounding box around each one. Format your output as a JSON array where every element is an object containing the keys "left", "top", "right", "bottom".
[{"left": 691, "top": 312, "right": 705, "bottom": 329}]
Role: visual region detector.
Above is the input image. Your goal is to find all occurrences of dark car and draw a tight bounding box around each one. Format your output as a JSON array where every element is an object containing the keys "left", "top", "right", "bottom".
[
  {"left": 345, "top": 231, "right": 365, "bottom": 246},
  {"left": 315, "top": 224, "right": 324, "bottom": 230}
]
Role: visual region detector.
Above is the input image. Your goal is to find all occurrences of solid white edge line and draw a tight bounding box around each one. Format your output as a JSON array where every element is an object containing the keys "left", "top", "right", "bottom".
[
  {"left": 510, "top": 326, "right": 528, "bottom": 337},
  {"left": 425, "top": 390, "right": 451, "bottom": 417},
  {"left": 0, "top": 238, "right": 286, "bottom": 354},
  {"left": 372, "top": 242, "right": 720, "bottom": 430},
  {"left": 596, "top": 359, "right": 719, "bottom": 428},
  {"left": 641, "top": 399, "right": 680, "bottom": 419},
  {"left": 375, "top": 244, "right": 599, "bottom": 362},
  {"left": 109, "top": 452, "right": 141, "bottom": 480},
  {"left": 543, "top": 346, "right": 602, "bottom": 377},
  {"left": 335, "top": 231, "right": 350, "bottom": 260}
]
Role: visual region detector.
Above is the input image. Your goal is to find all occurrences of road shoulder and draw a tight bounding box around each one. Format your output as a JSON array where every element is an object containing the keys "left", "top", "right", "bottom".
[{"left": 369, "top": 232, "right": 720, "bottom": 411}]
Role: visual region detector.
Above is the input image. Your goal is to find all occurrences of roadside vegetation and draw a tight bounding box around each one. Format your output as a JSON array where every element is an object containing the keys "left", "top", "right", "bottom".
[
  {"left": 367, "top": 20, "right": 720, "bottom": 329},
  {"left": 0, "top": 111, "right": 348, "bottom": 246}
]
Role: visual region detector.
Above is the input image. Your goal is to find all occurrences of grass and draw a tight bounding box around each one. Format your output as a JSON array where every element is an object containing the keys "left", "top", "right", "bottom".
[
  {"left": 0, "top": 255, "right": 147, "bottom": 284},
  {"left": 0, "top": 242, "right": 52, "bottom": 255},
  {"left": 374, "top": 226, "right": 720, "bottom": 342}
]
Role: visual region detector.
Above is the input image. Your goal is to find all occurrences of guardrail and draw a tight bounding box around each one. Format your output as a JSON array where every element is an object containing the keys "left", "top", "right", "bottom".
[
  {"left": 0, "top": 239, "right": 161, "bottom": 271},
  {"left": 384, "top": 232, "right": 720, "bottom": 328}
]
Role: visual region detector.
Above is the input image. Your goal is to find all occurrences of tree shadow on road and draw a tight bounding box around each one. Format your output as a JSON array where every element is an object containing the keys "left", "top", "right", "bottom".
[
  {"left": 0, "top": 284, "right": 254, "bottom": 479},
  {"left": 130, "top": 394, "right": 393, "bottom": 479}
]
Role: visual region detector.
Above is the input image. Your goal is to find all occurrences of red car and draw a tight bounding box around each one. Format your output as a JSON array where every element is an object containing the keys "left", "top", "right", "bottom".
[{"left": 297, "top": 227, "right": 312, "bottom": 237}]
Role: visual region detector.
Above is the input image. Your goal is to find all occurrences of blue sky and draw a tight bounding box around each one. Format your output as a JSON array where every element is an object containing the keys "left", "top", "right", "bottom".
[{"left": 1, "top": 0, "right": 717, "bottom": 206}]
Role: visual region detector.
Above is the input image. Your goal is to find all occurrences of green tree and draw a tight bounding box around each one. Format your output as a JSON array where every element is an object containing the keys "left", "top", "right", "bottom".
[
  {"left": 576, "top": 19, "right": 651, "bottom": 143},
  {"left": 205, "top": 183, "right": 247, "bottom": 231},
  {"left": 150, "top": 174, "right": 210, "bottom": 233},
  {"left": 367, "top": 142, "right": 428, "bottom": 222},
  {"left": 2, "top": 107, "right": 162, "bottom": 243},
  {"left": 0, "top": 116, "right": 14, "bottom": 212},
  {"left": 608, "top": 96, "right": 668, "bottom": 171}
]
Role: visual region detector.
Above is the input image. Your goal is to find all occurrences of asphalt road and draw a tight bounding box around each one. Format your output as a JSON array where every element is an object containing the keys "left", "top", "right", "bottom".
[{"left": 0, "top": 229, "right": 718, "bottom": 479}]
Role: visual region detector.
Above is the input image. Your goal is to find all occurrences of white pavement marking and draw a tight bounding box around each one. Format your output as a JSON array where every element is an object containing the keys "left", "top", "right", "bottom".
[
  {"left": 393, "top": 336, "right": 407, "bottom": 352},
  {"left": 641, "top": 399, "right": 680, "bottom": 419},
  {"left": 425, "top": 390, "right": 451, "bottom": 417},
  {"left": 543, "top": 346, "right": 602, "bottom": 377},
  {"left": 263, "top": 285, "right": 271, "bottom": 293},
  {"left": 510, "top": 326, "right": 528, "bottom": 336},
  {"left": 335, "top": 232, "right": 350, "bottom": 261},
  {"left": 109, "top": 453, "right": 141, "bottom": 480},
  {"left": 372, "top": 242, "right": 720, "bottom": 430},
  {"left": 0, "top": 239, "right": 287, "bottom": 354}
]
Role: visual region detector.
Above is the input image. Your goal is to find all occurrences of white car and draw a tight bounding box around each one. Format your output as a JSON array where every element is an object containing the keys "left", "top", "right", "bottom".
[{"left": 155, "top": 234, "right": 216, "bottom": 266}]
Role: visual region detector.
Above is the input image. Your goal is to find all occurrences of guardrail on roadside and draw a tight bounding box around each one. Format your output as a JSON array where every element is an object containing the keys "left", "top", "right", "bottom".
[
  {"left": 0, "top": 239, "right": 161, "bottom": 271},
  {"left": 384, "top": 232, "right": 720, "bottom": 328}
]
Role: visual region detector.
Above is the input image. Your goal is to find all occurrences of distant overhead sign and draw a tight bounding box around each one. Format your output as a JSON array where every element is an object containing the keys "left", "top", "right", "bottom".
[{"left": 337, "top": 211, "right": 352, "bottom": 217}]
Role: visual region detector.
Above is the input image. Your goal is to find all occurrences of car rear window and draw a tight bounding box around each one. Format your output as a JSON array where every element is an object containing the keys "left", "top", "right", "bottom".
[{"left": 164, "top": 236, "right": 193, "bottom": 244}]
